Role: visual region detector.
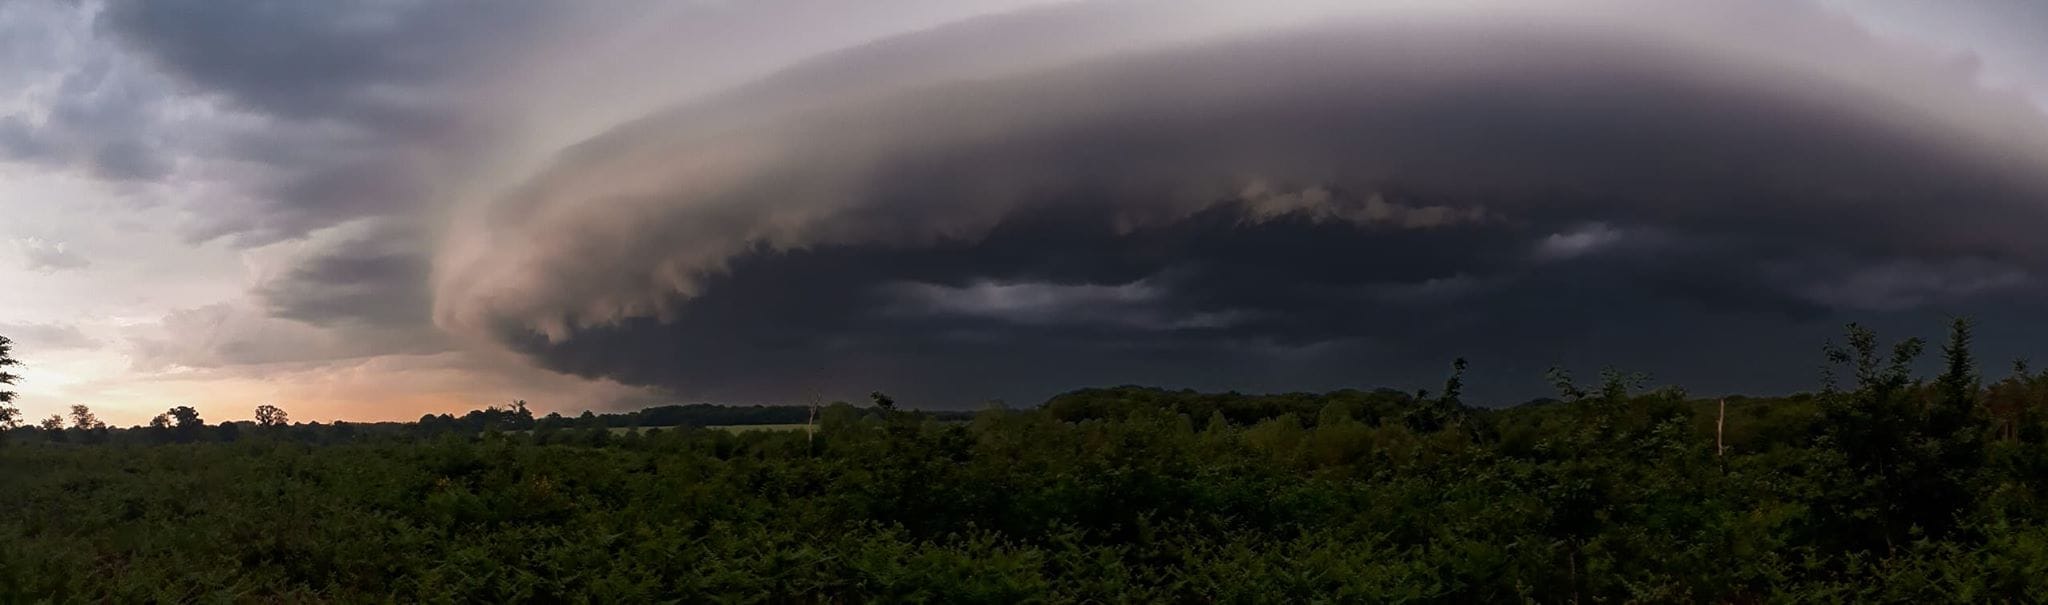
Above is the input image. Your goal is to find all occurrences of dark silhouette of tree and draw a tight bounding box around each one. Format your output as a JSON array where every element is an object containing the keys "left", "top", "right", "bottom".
[
  {"left": 1933, "top": 317, "right": 1982, "bottom": 418},
  {"left": 1986, "top": 358, "right": 2046, "bottom": 442},
  {"left": 870, "top": 391, "right": 897, "bottom": 411},
  {"left": 1817, "top": 322, "right": 1966, "bottom": 554},
  {"left": 820, "top": 402, "right": 864, "bottom": 432},
  {"left": 1922, "top": 317, "right": 1990, "bottom": 519},
  {"left": 1933, "top": 317, "right": 1985, "bottom": 435},
  {"left": 1545, "top": 366, "right": 1587, "bottom": 402},
  {"left": 1406, "top": 358, "right": 1468, "bottom": 432},
  {"left": 1442, "top": 357, "right": 1468, "bottom": 402},
  {"left": 0, "top": 335, "right": 19, "bottom": 428},
  {"left": 461, "top": 400, "right": 537, "bottom": 431},
  {"left": 68, "top": 404, "right": 104, "bottom": 430},
  {"left": 153, "top": 406, "right": 205, "bottom": 442},
  {"left": 168, "top": 406, "right": 202, "bottom": 429},
  {"left": 37, "top": 414, "right": 62, "bottom": 431},
  {"left": 254, "top": 404, "right": 289, "bottom": 427}
]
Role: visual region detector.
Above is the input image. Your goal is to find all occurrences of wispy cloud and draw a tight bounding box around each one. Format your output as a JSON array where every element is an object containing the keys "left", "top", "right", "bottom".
[
  {"left": 12, "top": 238, "right": 90, "bottom": 273},
  {"left": 0, "top": 322, "right": 99, "bottom": 350}
]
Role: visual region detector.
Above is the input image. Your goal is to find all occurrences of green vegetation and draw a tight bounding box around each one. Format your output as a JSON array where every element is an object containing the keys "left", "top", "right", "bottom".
[
  {"left": 709, "top": 423, "right": 813, "bottom": 433},
  {"left": 5, "top": 320, "right": 2048, "bottom": 601}
]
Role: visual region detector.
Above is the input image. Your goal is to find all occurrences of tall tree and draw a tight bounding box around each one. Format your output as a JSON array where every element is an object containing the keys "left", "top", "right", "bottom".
[
  {"left": 167, "top": 406, "right": 203, "bottom": 429},
  {"left": 158, "top": 405, "right": 205, "bottom": 442},
  {"left": 68, "top": 404, "right": 104, "bottom": 430},
  {"left": 1936, "top": 317, "right": 1980, "bottom": 414},
  {"left": 0, "top": 335, "right": 19, "bottom": 428},
  {"left": 254, "top": 404, "right": 290, "bottom": 427},
  {"left": 1932, "top": 317, "right": 1986, "bottom": 443},
  {"left": 1924, "top": 316, "right": 1989, "bottom": 513},
  {"left": 1816, "top": 322, "right": 1974, "bottom": 553}
]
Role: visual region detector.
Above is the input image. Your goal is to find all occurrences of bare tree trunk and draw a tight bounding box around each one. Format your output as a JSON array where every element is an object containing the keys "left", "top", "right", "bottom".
[
  {"left": 806, "top": 392, "right": 821, "bottom": 452},
  {"left": 1569, "top": 546, "right": 1582, "bottom": 605},
  {"left": 1716, "top": 398, "right": 1726, "bottom": 457}
]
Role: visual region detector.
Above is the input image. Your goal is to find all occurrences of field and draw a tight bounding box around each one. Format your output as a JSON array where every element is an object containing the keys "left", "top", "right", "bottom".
[{"left": 5, "top": 324, "right": 2048, "bottom": 601}]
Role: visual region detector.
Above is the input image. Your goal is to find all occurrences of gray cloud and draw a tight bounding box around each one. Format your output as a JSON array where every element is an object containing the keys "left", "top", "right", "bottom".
[
  {"left": 13, "top": 238, "right": 91, "bottom": 273},
  {"left": 0, "top": 322, "right": 99, "bottom": 351},
  {"left": 1535, "top": 224, "right": 1627, "bottom": 262},
  {"left": 125, "top": 301, "right": 446, "bottom": 372},
  {"left": 0, "top": 2, "right": 176, "bottom": 182},
  {"left": 1787, "top": 257, "right": 2033, "bottom": 312},
  {"left": 56, "top": 0, "right": 1104, "bottom": 249},
  {"left": 119, "top": 220, "right": 456, "bottom": 373},
  {"left": 884, "top": 277, "right": 1248, "bottom": 330},
  {"left": 423, "top": 1, "right": 2048, "bottom": 405},
  {"left": 1, "top": 0, "right": 1095, "bottom": 411},
  {"left": 1830, "top": 0, "right": 2048, "bottom": 105},
  {"left": 97, "top": 0, "right": 555, "bottom": 124},
  {"left": 87, "top": 0, "right": 570, "bottom": 245},
  {"left": 254, "top": 220, "right": 435, "bottom": 329}
]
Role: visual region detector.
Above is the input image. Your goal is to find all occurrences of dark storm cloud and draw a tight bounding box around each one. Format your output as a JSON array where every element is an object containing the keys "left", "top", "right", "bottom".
[
  {"left": 65, "top": 0, "right": 575, "bottom": 374},
  {"left": 93, "top": 0, "right": 565, "bottom": 245},
  {"left": 96, "top": 0, "right": 553, "bottom": 125},
  {"left": 497, "top": 202, "right": 1915, "bottom": 406},
  {"left": 0, "top": 47, "right": 173, "bottom": 181},
  {"left": 131, "top": 221, "right": 452, "bottom": 371},
  {"left": 433, "top": 1, "right": 2048, "bottom": 406},
  {"left": 255, "top": 222, "right": 436, "bottom": 329}
]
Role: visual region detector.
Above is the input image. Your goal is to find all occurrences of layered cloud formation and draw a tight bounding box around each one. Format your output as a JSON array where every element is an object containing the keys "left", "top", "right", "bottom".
[
  {"left": 6, "top": 0, "right": 2048, "bottom": 418},
  {"left": 434, "top": 0, "right": 2048, "bottom": 403}
]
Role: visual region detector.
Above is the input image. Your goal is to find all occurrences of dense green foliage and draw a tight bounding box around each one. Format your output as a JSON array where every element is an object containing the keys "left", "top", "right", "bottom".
[
  {"left": 6, "top": 322, "right": 2048, "bottom": 601},
  {"left": 408, "top": 401, "right": 972, "bottom": 437}
]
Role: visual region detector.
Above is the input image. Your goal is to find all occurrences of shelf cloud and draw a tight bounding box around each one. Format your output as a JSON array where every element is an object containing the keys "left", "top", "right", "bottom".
[
  {"left": 429, "top": 0, "right": 2048, "bottom": 404},
  {"left": 8, "top": 0, "right": 2048, "bottom": 419}
]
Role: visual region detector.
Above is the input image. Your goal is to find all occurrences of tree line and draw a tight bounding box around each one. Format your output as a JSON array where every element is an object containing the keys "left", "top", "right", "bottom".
[{"left": 5, "top": 320, "right": 2048, "bottom": 600}]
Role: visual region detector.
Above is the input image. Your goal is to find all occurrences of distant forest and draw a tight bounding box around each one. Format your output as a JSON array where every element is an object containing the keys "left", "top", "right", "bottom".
[
  {"left": 5, "top": 320, "right": 2048, "bottom": 601},
  {"left": 0, "top": 399, "right": 972, "bottom": 446}
]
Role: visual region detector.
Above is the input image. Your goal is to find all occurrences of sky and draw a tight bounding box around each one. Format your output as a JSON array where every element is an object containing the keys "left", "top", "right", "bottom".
[{"left": 4, "top": 0, "right": 2048, "bottom": 425}]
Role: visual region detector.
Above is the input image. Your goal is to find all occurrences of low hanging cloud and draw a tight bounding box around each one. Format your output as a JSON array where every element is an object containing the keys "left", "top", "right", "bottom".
[
  {"left": 423, "top": 0, "right": 2048, "bottom": 405},
  {"left": 252, "top": 220, "right": 436, "bottom": 329},
  {"left": 1535, "top": 224, "right": 1628, "bottom": 262},
  {"left": 885, "top": 277, "right": 1247, "bottom": 331}
]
